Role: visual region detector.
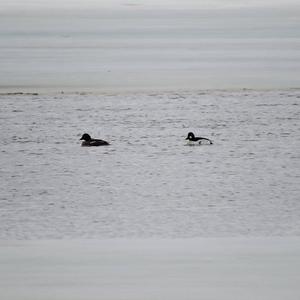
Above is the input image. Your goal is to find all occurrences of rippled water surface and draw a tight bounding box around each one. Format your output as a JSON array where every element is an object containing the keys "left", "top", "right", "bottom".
[{"left": 0, "top": 90, "right": 299, "bottom": 238}]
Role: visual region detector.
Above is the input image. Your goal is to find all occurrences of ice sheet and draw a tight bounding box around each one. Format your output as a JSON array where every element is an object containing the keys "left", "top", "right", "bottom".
[{"left": 0, "top": 238, "right": 299, "bottom": 300}]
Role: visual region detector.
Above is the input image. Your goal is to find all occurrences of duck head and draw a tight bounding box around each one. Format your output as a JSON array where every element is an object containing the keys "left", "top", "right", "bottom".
[
  {"left": 80, "top": 133, "right": 91, "bottom": 141},
  {"left": 186, "top": 132, "right": 195, "bottom": 140}
]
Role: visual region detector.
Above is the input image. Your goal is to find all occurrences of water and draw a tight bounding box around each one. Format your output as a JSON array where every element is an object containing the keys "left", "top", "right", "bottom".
[{"left": 1, "top": 90, "right": 299, "bottom": 239}]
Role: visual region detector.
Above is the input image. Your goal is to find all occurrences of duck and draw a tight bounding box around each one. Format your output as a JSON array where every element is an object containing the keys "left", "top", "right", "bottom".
[
  {"left": 80, "top": 133, "right": 110, "bottom": 146},
  {"left": 185, "top": 132, "right": 213, "bottom": 145}
]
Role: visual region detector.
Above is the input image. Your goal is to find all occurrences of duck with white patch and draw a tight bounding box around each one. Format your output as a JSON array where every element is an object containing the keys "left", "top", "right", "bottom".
[
  {"left": 80, "top": 133, "right": 110, "bottom": 146},
  {"left": 185, "top": 132, "right": 213, "bottom": 145}
]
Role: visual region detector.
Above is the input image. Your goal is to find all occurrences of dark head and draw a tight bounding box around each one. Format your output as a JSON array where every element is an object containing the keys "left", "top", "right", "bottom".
[
  {"left": 80, "top": 133, "right": 91, "bottom": 141},
  {"left": 186, "top": 132, "right": 195, "bottom": 140}
]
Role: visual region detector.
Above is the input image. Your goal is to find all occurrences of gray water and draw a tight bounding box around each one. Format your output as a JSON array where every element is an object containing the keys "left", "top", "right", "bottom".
[{"left": 1, "top": 90, "right": 299, "bottom": 239}]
